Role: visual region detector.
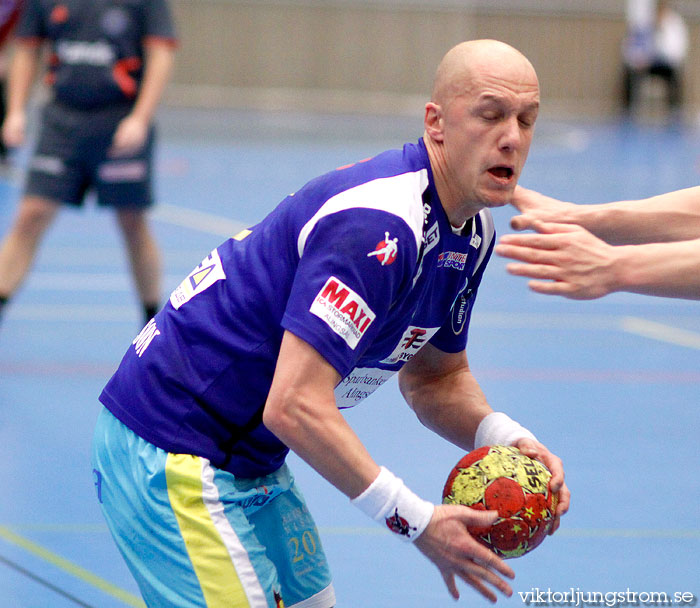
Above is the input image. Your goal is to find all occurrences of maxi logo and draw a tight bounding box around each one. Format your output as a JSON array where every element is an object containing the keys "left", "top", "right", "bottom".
[{"left": 310, "top": 276, "right": 376, "bottom": 349}]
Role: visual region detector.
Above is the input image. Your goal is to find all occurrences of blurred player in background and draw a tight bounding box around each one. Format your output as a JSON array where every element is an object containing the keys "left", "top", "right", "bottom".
[
  {"left": 92, "top": 39, "right": 569, "bottom": 607},
  {"left": 0, "top": 0, "right": 177, "bottom": 326},
  {"left": 496, "top": 185, "right": 700, "bottom": 300},
  {"left": 621, "top": 0, "right": 688, "bottom": 119}
]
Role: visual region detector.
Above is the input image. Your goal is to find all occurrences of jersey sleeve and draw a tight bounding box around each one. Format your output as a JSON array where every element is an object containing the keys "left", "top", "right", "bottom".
[
  {"left": 14, "top": 0, "right": 44, "bottom": 42},
  {"left": 430, "top": 216, "right": 495, "bottom": 354},
  {"left": 282, "top": 208, "right": 418, "bottom": 378},
  {"left": 144, "top": 0, "right": 178, "bottom": 44}
]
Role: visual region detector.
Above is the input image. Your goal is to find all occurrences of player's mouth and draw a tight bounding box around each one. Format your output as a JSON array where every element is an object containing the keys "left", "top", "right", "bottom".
[{"left": 487, "top": 165, "right": 515, "bottom": 183}]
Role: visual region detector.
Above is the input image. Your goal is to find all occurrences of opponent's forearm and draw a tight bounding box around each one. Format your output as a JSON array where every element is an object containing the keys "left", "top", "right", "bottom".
[
  {"left": 576, "top": 186, "right": 700, "bottom": 245},
  {"left": 611, "top": 238, "right": 700, "bottom": 299}
]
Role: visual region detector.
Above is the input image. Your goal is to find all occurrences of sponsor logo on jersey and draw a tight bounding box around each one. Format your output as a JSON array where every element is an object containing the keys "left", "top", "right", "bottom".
[
  {"left": 380, "top": 325, "right": 440, "bottom": 364},
  {"left": 170, "top": 248, "right": 226, "bottom": 310},
  {"left": 334, "top": 367, "right": 395, "bottom": 407},
  {"left": 367, "top": 231, "right": 398, "bottom": 266},
  {"left": 424, "top": 222, "right": 440, "bottom": 255},
  {"left": 98, "top": 160, "right": 147, "bottom": 183},
  {"left": 30, "top": 155, "right": 64, "bottom": 176},
  {"left": 310, "top": 276, "right": 375, "bottom": 349},
  {"left": 470, "top": 233, "right": 482, "bottom": 249},
  {"left": 56, "top": 40, "right": 115, "bottom": 66},
  {"left": 133, "top": 318, "right": 160, "bottom": 357},
  {"left": 451, "top": 290, "right": 473, "bottom": 335},
  {"left": 414, "top": 221, "right": 440, "bottom": 286},
  {"left": 437, "top": 251, "right": 468, "bottom": 271}
]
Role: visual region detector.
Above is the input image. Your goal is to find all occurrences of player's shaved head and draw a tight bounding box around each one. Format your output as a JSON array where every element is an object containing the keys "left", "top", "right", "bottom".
[{"left": 431, "top": 39, "right": 539, "bottom": 109}]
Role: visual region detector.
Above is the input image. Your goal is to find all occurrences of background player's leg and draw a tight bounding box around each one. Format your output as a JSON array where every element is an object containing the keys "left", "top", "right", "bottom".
[
  {"left": 115, "top": 207, "right": 162, "bottom": 323},
  {"left": 0, "top": 195, "right": 60, "bottom": 313}
]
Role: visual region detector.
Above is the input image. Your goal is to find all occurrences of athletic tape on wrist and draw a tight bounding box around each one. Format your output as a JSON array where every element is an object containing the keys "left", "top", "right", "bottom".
[
  {"left": 475, "top": 411, "right": 537, "bottom": 448},
  {"left": 351, "top": 467, "right": 434, "bottom": 541}
]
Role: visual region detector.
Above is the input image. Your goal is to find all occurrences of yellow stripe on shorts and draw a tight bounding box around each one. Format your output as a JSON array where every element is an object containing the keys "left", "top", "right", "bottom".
[{"left": 165, "top": 453, "right": 266, "bottom": 608}]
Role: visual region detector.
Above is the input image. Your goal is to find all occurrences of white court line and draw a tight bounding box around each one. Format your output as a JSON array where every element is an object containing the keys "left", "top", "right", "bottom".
[
  {"left": 621, "top": 316, "right": 700, "bottom": 350},
  {"left": 151, "top": 203, "right": 248, "bottom": 238}
]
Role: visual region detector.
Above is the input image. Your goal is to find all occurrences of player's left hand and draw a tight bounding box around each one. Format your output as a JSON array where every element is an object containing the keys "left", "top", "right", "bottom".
[
  {"left": 512, "top": 437, "right": 570, "bottom": 534},
  {"left": 109, "top": 114, "right": 148, "bottom": 157}
]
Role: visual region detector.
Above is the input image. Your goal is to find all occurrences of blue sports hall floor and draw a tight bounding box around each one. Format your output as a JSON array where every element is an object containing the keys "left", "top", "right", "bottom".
[{"left": 0, "top": 105, "right": 698, "bottom": 607}]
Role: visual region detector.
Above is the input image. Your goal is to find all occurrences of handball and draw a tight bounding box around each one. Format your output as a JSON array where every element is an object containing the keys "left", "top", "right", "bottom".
[{"left": 442, "top": 445, "right": 558, "bottom": 558}]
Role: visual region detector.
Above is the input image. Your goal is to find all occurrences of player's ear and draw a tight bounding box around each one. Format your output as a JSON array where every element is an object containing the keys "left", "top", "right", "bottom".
[{"left": 424, "top": 102, "right": 444, "bottom": 142}]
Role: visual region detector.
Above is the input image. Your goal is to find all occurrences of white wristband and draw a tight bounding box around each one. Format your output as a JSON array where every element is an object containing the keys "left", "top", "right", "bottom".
[
  {"left": 351, "top": 467, "right": 434, "bottom": 541},
  {"left": 475, "top": 412, "right": 537, "bottom": 448}
]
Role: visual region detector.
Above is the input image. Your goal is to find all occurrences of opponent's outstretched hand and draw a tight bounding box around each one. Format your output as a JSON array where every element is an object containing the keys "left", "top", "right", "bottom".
[
  {"left": 495, "top": 221, "right": 619, "bottom": 300},
  {"left": 513, "top": 436, "right": 571, "bottom": 534},
  {"left": 414, "top": 504, "right": 515, "bottom": 603}
]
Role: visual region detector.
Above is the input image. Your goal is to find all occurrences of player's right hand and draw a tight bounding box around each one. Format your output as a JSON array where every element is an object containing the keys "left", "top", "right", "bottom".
[
  {"left": 414, "top": 504, "right": 514, "bottom": 603},
  {"left": 2, "top": 111, "right": 26, "bottom": 148}
]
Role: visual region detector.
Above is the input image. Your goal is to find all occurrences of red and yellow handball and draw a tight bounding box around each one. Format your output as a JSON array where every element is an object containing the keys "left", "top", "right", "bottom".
[{"left": 442, "top": 445, "right": 558, "bottom": 558}]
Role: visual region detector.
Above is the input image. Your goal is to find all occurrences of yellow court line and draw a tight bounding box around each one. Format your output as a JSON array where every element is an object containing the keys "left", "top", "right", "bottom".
[{"left": 0, "top": 526, "right": 145, "bottom": 608}]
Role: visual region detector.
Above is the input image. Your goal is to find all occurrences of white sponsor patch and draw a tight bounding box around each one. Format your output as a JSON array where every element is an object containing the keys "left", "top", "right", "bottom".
[
  {"left": 310, "top": 276, "right": 375, "bottom": 350},
  {"left": 31, "top": 155, "right": 65, "bottom": 176},
  {"left": 380, "top": 325, "right": 440, "bottom": 364},
  {"left": 334, "top": 367, "right": 395, "bottom": 408},
  {"left": 170, "top": 248, "right": 226, "bottom": 310},
  {"left": 98, "top": 160, "right": 147, "bottom": 183}
]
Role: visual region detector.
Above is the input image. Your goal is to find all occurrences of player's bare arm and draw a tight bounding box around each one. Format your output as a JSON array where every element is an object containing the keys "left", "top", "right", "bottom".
[
  {"left": 263, "top": 330, "right": 379, "bottom": 498},
  {"left": 264, "top": 332, "right": 516, "bottom": 602},
  {"left": 399, "top": 343, "right": 491, "bottom": 450}
]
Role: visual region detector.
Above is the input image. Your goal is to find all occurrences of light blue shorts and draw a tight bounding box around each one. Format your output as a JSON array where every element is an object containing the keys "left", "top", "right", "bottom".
[{"left": 91, "top": 407, "right": 335, "bottom": 608}]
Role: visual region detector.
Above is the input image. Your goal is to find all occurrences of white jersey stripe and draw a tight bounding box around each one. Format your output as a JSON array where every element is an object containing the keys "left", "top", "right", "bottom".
[
  {"left": 297, "top": 169, "right": 429, "bottom": 259},
  {"left": 473, "top": 210, "right": 495, "bottom": 274}
]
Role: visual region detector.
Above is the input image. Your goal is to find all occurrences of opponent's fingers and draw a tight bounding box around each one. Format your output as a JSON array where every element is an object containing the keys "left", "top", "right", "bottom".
[
  {"left": 528, "top": 279, "right": 597, "bottom": 300},
  {"left": 496, "top": 240, "right": 561, "bottom": 262},
  {"left": 505, "top": 262, "right": 563, "bottom": 282},
  {"left": 510, "top": 213, "right": 534, "bottom": 231}
]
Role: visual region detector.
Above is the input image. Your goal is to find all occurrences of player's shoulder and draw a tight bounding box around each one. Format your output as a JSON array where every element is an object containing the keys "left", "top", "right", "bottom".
[{"left": 297, "top": 141, "right": 431, "bottom": 249}]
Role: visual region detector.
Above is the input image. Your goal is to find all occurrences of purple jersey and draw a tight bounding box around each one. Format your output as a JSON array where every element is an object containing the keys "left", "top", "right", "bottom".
[
  {"left": 100, "top": 140, "right": 495, "bottom": 478},
  {"left": 16, "top": 0, "right": 177, "bottom": 108}
]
